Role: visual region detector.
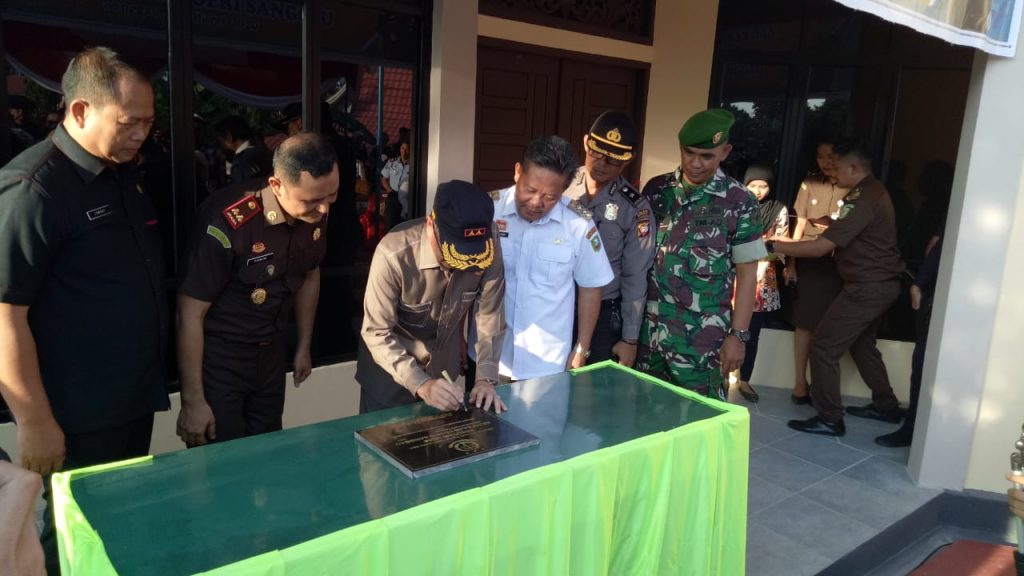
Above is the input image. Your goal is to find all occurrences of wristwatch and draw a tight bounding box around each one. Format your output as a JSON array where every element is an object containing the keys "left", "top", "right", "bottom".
[
  {"left": 574, "top": 343, "right": 591, "bottom": 359},
  {"left": 765, "top": 240, "right": 775, "bottom": 254},
  {"left": 728, "top": 328, "right": 752, "bottom": 343}
]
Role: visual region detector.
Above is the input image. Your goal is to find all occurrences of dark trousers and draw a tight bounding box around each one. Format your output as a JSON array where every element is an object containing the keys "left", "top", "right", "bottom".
[
  {"left": 902, "top": 294, "right": 934, "bottom": 433},
  {"left": 356, "top": 339, "right": 424, "bottom": 414},
  {"left": 202, "top": 335, "right": 286, "bottom": 443},
  {"left": 739, "top": 311, "right": 767, "bottom": 382},
  {"left": 42, "top": 414, "right": 155, "bottom": 575},
  {"left": 810, "top": 280, "right": 901, "bottom": 423},
  {"left": 573, "top": 299, "right": 621, "bottom": 364}
]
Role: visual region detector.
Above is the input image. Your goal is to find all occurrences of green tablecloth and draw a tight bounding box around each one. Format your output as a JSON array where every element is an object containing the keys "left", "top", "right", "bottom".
[{"left": 53, "top": 362, "right": 749, "bottom": 575}]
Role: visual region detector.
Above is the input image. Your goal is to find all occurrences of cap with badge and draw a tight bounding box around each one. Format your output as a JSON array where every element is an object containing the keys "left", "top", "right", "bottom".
[
  {"left": 273, "top": 102, "right": 303, "bottom": 131},
  {"left": 678, "top": 108, "right": 735, "bottom": 149},
  {"left": 431, "top": 180, "right": 495, "bottom": 272},
  {"left": 586, "top": 110, "right": 638, "bottom": 162}
]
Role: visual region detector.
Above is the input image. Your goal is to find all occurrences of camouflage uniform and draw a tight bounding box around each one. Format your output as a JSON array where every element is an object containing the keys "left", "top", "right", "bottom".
[{"left": 638, "top": 168, "right": 766, "bottom": 398}]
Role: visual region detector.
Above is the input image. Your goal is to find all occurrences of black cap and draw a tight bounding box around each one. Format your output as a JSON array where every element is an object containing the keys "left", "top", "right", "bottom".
[
  {"left": 273, "top": 102, "right": 303, "bottom": 131},
  {"left": 431, "top": 180, "right": 495, "bottom": 271},
  {"left": 586, "top": 110, "right": 638, "bottom": 162}
]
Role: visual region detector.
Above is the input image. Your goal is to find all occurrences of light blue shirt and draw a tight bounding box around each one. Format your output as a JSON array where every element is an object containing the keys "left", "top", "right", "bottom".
[{"left": 472, "top": 186, "right": 614, "bottom": 380}]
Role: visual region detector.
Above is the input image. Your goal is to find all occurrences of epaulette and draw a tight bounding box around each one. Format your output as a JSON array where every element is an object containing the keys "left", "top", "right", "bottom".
[
  {"left": 566, "top": 199, "right": 593, "bottom": 221},
  {"left": 618, "top": 182, "right": 643, "bottom": 207},
  {"left": 222, "top": 194, "right": 262, "bottom": 230},
  {"left": 488, "top": 189, "right": 502, "bottom": 201}
]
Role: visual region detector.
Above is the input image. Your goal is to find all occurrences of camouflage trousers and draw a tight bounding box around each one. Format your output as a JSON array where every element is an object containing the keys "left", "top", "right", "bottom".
[{"left": 637, "top": 300, "right": 729, "bottom": 401}]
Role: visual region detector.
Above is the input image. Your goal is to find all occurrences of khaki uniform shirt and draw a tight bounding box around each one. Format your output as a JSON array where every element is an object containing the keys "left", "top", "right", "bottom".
[
  {"left": 563, "top": 168, "right": 656, "bottom": 341},
  {"left": 793, "top": 174, "right": 848, "bottom": 240},
  {"left": 361, "top": 219, "right": 506, "bottom": 397}
]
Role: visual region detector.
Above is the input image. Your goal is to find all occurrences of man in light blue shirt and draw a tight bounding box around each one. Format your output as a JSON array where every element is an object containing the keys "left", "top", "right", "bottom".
[{"left": 471, "top": 136, "right": 614, "bottom": 381}]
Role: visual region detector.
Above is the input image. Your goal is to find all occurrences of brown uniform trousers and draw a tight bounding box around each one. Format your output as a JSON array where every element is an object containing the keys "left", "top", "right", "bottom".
[{"left": 810, "top": 280, "right": 901, "bottom": 423}]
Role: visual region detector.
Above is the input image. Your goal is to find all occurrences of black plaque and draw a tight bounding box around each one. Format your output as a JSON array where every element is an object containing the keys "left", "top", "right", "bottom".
[{"left": 355, "top": 409, "right": 540, "bottom": 478}]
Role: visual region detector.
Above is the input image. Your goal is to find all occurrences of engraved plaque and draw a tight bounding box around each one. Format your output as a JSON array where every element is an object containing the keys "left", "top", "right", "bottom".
[{"left": 355, "top": 409, "right": 540, "bottom": 478}]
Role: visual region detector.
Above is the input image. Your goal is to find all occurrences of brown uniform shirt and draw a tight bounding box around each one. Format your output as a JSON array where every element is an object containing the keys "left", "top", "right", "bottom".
[
  {"left": 179, "top": 180, "right": 326, "bottom": 342},
  {"left": 793, "top": 174, "right": 848, "bottom": 240},
  {"left": 360, "top": 219, "right": 506, "bottom": 397},
  {"left": 822, "top": 175, "right": 905, "bottom": 283}
]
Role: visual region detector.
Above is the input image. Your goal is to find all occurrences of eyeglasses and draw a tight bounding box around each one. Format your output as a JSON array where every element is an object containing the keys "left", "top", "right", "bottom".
[{"left": 586, "top": 148, "right": 627, "bottom": 167}]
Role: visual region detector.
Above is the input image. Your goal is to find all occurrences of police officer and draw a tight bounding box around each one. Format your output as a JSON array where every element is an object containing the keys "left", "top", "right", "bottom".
[
  {"left": 637, "top": 109, "right": 766, "bottom": 399},
  {"left": 771, "top": 140, "right": 905, "bottom": 437},
  {"left": 358, "top": 180, "right": 506, "bottom": 413},
  {"left": 176, "top": 133, "right": 338, "bottom": 447},
  {"left": 563, "top": 111, "right": 655, "bottom": 366}
]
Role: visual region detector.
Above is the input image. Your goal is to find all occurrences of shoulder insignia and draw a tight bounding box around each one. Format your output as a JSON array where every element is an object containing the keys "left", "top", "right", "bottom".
[
  {"left": 206, "top": 225, "right": 232, "bottom": 249},
  {"left": 221, "top": 195, "right": 262, "bottom": 230},
  {"left": 566, "top": 199, "right": 593, "bottom": 221},
  {"left": 488, "top": 189, "right": 502, "bottom": 201},
  {"left": 846, "top": 189, "right": 862, "bottom": 202},
  {"left": 618, "top": 183, "right": 643, "bottom": 207}
]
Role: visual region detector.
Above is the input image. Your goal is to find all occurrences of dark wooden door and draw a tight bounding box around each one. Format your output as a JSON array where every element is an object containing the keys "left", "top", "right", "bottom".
[
  {"left": 474, "top": 42, "right": 646, "bottom": 191},
  {"left": 475, "top": 45, "right": 560, "bottom": 192}
]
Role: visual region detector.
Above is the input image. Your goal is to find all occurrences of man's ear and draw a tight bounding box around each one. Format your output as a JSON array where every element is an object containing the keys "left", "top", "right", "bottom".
[
  {"left": 67, "top": 99, "right": 90, "bottom": 129},
  {"left": 514, "top": 162, "right": 522, "bottom": 184}
]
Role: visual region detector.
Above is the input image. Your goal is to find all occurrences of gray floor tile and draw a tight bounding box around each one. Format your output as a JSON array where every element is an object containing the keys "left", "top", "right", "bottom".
[
  {"left": 838, "top": 425, "right": 909, "bottom": 460},
  {"left": 752, "top": 396, "right": 820, "bottom": 421},
  {"left": 750, "top": 414, "right": 798, "bottom": 446},
  {"left": 748, "top": 473, "right": 796, "bottom": 516},
  {"left": 746, "top": 521, "right": 834, "bottom": 576},
  {"left": 839, "top": 456, "right": 941, "bottom": 504},
  {"left": 799, "top": 473, "right": 934, "bottom": 529},
  {"left": 772, "top": 432, "right": 871, "bottom": 472},
  {"left": 749, "top": 446, "right": 834, "bottom": 492},
  {"left": 751, "top": 494, "right": 879, "bottom": 561}
]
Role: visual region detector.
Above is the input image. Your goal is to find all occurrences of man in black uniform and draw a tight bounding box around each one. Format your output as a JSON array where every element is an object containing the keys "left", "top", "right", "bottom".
[
  {"left": 562, "top": 111, "right": 655, "bottom": 366},
  {"left": 0, "top": 47, "right": 169, "bottom": 573},
  {"left": 216, "top": 115, "right": 271, "bottom": 185},
  {"left": 176, "top": 133, "right": 339, "bottom": 447}
]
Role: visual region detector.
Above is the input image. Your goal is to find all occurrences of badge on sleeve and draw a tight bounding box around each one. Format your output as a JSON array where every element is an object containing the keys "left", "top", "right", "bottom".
[
  {"left": 603, "top": 203, "right": 619, "bottom": 222},
  {"left": 206, "top": 225, "right": 231, "bottom": 249},
  {"left": 637, "top": 221, "right": 650, "bottom": 238},
  {"left": 591, "top": 236, "right": 602, "bottom": 252},
  {"left": 251, "top": 288, "right": 267, "bottom": 305},
  {"left": 586, "top": 227, "right": 598, "bottom": 239}
]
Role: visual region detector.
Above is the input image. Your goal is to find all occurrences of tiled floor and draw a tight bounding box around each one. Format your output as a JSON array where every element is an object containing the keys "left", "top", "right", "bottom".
[{"left": 726, "top": 384, "right": 942, "bottom": 576}]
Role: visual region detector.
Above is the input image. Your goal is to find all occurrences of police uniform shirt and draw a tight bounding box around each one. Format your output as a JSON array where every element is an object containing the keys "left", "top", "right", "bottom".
[
  {"left": 474, "top": 186, "right": 614, "bottom": 380},
  {"left": 179, "top": 180, "right": 326, "bottom": 343},
  {"left": 0, "top": 125, "right": 169, "bottom": 434},
  {"left": 822, "top": 175, "right": 905, "bottom": 283},
  {"left": 563, "top": 167, "right": 656, "bottom": 341},
  {"left": 360, "top": 219, "right": 506, "bottom": 396}
]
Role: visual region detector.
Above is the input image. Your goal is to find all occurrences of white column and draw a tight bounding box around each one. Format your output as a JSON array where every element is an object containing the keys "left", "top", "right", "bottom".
[
  {"left": 425, "top": 0, "right": 479, "bottom": 209},
  {"left": 910, "top": 40, "right": 1024, "bottom": 490}
]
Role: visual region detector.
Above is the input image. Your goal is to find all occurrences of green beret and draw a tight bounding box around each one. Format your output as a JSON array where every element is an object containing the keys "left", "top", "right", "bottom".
[{"left": 678, "top": 108, "right": 735, "bottom": 149}]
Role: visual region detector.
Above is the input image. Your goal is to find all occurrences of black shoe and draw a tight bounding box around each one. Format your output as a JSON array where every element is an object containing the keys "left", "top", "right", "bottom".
[
  {"left": 875, "top": 427, "right": 913, "bottom": 448},
  {"left": 845, "top": 403, "right": 905, "bottom": 424},
  {"left": 791, "top": 393, "right": 812, "bottom": 405},
  {"left": 787, "top": 416, "right": 846, "bottom": 437}
]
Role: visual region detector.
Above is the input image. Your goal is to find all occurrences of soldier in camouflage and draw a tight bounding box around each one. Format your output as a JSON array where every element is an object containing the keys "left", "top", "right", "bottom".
[{"left": 637, "top": 109, "right": 767, "bottom": 399}]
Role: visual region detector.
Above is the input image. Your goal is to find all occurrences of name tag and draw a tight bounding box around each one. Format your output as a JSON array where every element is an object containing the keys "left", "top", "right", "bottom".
[
  {"left": 86, "top": 204, "right": 112, "bottom": 221},
  {"left": 246, "top": 253, "right": 274, "bottom": 266}
]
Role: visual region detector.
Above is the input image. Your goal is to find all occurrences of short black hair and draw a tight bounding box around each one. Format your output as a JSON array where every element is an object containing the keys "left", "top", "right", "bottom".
[
  {"left": 273, "top": 132, "right": 338, "bottom": 184},
  {"left": 215, "top": 115, "right": 254, "bottom": 141},
  {"left": 522, "top": 135, "right": 579, "bottom": 188},
  {"left": 61, "top": 47, "right": 147, "bottom": 108},
  {"left": 833, "top": 139, "right": 873, "bottom": 173}
]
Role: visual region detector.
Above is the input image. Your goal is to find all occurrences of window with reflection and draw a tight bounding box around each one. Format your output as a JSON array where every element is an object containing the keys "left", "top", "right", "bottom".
[
  {"left": 716, "top": 63, "right": 789, "bottom": 180},
  {"left": 0, "top": 1, "right": 428, "bottom": 420}
]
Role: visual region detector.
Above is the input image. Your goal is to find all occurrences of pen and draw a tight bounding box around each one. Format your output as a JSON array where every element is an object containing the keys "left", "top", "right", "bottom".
[{"left": 440, "top": 370, "right": 466, "bottom": 412}]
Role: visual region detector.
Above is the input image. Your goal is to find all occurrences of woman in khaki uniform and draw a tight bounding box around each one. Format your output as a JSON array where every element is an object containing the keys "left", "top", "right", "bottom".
[{"left": 785, "top": 142, "right": 848, "bottom": 403}]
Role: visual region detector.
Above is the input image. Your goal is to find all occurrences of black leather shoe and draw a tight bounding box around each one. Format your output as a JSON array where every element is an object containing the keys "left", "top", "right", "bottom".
[
  {"left": 875, "top": 427, "right": 913, "bottom": 447},
  {"left": 787, "top": 416, "right": 846, "bottom": 437},
  {"left": 846, "top": 403, "right": 905, "bottom": 424},
  {"left": 791, "top": 393, "right": 812, "bottom": 405}
]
